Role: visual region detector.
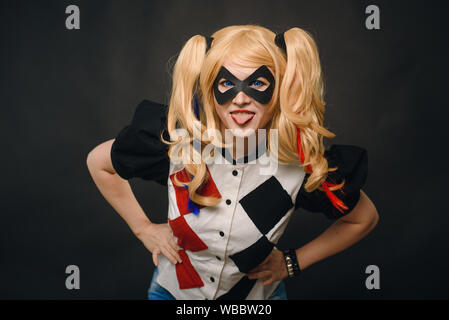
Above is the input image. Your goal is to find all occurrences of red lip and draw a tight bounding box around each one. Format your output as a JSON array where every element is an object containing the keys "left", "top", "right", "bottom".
[{"left": 230, "top": 110, "right": 255, "bottom": 114}]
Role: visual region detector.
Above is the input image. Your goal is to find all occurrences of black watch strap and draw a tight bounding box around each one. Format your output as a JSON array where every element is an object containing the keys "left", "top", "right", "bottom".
[{"left": 283, "top": 249, "right": 301, "bottom": 278}]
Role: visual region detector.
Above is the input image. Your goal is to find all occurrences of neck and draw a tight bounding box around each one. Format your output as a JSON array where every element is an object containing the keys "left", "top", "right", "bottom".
[{"left": 221, "top": 128, "right": 260, "bottom": 160}]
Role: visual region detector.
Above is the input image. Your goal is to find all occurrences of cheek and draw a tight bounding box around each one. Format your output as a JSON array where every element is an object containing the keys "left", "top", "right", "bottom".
[
  {"left": 214, "top": 101, "right": 229, "bottom": 124},
  {"left": 256, "top": 106, "right": 274, "bottom": 128},
  {"left": 258, "top": 108, "right": 267, "bottom": 119}
]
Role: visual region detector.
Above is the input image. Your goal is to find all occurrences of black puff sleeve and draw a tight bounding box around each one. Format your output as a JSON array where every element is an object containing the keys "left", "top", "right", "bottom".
[
  {"left": 110, "top": 99, "right": 170, "bottom": 185},
  {"left": 295, "top": 144, "right": 368, "bottom": 219}
]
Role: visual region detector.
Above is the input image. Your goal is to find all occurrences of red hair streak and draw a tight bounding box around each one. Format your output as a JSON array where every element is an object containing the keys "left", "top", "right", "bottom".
[{"left": 296, "top": 128, "right": 349, "bottom": 213}]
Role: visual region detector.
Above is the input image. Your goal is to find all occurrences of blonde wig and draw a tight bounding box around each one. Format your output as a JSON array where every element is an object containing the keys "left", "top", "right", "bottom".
[{"left": 162, "top": 25, "right": 344, "bottom": 208}]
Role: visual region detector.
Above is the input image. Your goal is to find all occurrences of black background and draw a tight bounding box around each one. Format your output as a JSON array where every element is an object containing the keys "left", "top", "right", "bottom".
[{"left": 1, "top": 0, "right": 448, "bottom": 299}]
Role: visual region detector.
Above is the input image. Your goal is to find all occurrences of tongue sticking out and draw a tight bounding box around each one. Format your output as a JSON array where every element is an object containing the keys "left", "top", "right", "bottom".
[{"left": 231, "top": 113, "right": 255, "bottom": 125}]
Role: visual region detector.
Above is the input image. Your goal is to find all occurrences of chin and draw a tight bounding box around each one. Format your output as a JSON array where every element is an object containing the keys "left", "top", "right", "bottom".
[
  {"left": 230, "top": 128, "right": 253, "bottom": 138},
  {"left": 226, "top": 125, "right": 258, "bottom": 138}
]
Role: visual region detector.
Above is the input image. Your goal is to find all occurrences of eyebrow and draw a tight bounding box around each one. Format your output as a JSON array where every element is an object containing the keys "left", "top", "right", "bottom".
[
  {"left": 217, "top": 66, "right": 272, "bottom": 82},
  {"left": 219, "top": 76, "right": 268, "bottom": 81}
]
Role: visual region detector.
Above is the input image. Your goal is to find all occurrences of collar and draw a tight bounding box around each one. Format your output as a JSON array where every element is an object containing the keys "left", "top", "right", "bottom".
[
  {"left": 219, "top": 139, "right": 267, "bottom": 165},
  {"left": 192, "top": 138, "right": 267, "bottom": 167}
]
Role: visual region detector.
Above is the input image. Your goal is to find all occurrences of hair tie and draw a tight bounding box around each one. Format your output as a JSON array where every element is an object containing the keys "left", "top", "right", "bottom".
[
  {"left": 274, "top": 32, "right": 287, "bottom": 54},
  {"left": 205, "top": 36, "right": 214, "bottom": 52}
]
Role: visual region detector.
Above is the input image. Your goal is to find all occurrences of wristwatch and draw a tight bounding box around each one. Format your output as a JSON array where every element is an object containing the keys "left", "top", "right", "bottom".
[{"left": 283, "top": 249, "right": 301, "bottom": 278}]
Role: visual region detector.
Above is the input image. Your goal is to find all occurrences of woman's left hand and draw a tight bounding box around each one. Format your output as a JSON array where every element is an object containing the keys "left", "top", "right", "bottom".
[{"left": 246, "top": 248, "right": 289, "bottom": 286}]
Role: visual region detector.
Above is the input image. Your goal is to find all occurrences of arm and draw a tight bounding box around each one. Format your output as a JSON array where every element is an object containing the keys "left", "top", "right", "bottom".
[
  {"left": 247, "top": 190, "right": 379, "bottom": 285},
  {"left": 86, "top": 139, "right": 181, "bottom": 265},
  {"left": 87, "top": 139, "right": 153, "bottom": 236},
  {"left": 293, "top": 189, "right": 379, "bottom": 271}
]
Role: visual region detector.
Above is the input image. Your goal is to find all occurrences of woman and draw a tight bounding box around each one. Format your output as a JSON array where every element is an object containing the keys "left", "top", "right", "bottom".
[{"left": 86, "top": 24, "right": 379, "bottom": 300}]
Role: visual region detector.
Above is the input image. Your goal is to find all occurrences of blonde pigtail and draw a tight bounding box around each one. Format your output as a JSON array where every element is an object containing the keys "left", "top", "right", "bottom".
[
  {"left": 277, "top": 28, "right": 346, "bottom": 208},
  {"left": 163, "top": 35, "right": 221, "bottom": 207}
]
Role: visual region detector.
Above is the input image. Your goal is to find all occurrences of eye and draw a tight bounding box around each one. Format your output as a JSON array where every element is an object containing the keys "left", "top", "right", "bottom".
[
  {"left": 220, "top": 80, "right": 234, "bottom": 87},
  {"left": 250, "top": 79, "right": 267, "bottom": 89}
]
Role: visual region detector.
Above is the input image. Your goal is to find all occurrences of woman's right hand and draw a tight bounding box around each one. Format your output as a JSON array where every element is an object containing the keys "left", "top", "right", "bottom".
[{"left": 136, "top": 222, "right": 183, "bottom": 266}]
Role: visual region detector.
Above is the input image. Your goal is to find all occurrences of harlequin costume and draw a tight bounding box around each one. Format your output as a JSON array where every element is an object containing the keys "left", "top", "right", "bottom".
[{"left": 110, "top": 99, "right": 368, "bottom": 300}]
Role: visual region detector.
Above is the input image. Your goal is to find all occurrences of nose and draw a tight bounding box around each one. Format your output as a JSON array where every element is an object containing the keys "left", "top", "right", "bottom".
[{"left": 232, "top": 91, "right": 252, "bottom": 106}]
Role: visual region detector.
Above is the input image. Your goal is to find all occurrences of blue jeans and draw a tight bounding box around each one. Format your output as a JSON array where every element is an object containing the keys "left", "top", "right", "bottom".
[
  {"left": 147, "top": 267, "right": 287, "bottom": 300},
  {"left": 147, "top": 267, "right": 176, "bottom": 300}
]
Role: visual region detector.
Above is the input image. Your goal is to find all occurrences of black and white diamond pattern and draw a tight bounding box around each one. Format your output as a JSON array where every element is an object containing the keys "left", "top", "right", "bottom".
[{"left": 218, "top": 176, "right": 293, "bottom": 300}]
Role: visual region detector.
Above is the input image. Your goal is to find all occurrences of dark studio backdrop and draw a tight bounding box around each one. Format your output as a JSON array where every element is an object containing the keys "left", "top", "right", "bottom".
[{"left": 1, "top": 0, "right": 448, "bottom": 300}]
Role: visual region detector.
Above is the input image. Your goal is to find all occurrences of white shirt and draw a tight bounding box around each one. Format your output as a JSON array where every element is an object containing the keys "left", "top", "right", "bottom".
[{"left": 156, "top": 143, "right": 305, "bottom": 300}]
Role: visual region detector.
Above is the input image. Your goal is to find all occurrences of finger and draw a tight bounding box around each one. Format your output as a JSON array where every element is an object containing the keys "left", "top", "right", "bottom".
[
  {"left": 152, "top": 249, "right": 160, "bottom": 267},
  {"left": 248, "top": 270, "right": 271, "bottom": 280},
  {"left": 263, "top": 278, "right": 275, "bottom": 286},
  {"left": 173, "top": 249, "right": 183, "bottom": 264},
  {"left": 163, "top": 243, "right": 182, "bottom": 263},
  {"left": 161, "top": 246, "right": 180, "bottom": 265},
  {"left": 168, "top": 237, "right": 180, "bottom": 252}
]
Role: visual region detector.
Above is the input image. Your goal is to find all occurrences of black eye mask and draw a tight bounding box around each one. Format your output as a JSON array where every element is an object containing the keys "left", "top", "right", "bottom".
[{"left": 213, "top": 65, "right": 275, "bottom": 105}]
